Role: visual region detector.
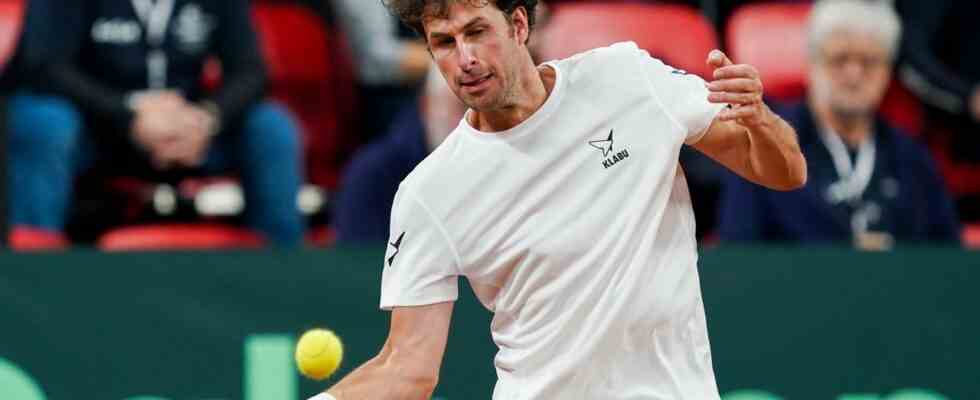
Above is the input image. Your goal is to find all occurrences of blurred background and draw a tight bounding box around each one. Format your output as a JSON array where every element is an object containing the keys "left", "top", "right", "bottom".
[
  {"left": 0, "top": 0, "right": 977, "bottom": 251},
  {"left": 0, "top": 0, "right": 977, "bottom": 399}
]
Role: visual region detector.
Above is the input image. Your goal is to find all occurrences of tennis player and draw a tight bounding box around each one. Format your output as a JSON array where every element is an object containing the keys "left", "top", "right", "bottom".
[{"left": 311, "top": 1, "right": 806, "bottom": 399}]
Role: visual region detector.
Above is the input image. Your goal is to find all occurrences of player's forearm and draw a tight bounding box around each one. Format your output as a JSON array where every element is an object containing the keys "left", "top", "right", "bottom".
[
  {"left": 325, "top": 352, "right": 438, "bottom": 400},
  {"left": 743, "top": 106, "right": 807, "bottom": 191}
]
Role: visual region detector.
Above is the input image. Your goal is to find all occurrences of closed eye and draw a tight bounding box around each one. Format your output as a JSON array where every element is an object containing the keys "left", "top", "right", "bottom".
[{"left": 434, "top": 37, "right": 455, "bottom": 48}]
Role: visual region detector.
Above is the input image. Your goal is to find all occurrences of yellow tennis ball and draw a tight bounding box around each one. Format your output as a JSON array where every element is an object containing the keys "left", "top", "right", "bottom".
[{"left": 295, "top": 328, "right": 344, "bottom": 380}]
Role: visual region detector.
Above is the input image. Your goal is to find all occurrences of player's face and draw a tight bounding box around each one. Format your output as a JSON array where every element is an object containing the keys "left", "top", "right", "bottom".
[
  {"left": 809, "top": 30, "right": 892, "bottom": 118},
  {"left": 423, "top": 2, "right": 525, "bottom": 111}
]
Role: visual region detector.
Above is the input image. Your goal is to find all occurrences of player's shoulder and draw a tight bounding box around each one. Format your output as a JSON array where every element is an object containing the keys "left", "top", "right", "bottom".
[
  {"left": 555, "top": 41, "right": 644, "bottom": 65},
  {"left": 560, "top": 41, "right": 693, "bottom": 78},
  {"left": 552, "top": 41, "right": 645, "bottom": 74},
  {"left": 395, "top": 127, "right": 468, "bottom": 204},
  {"left": 547, "top": 41, "right": 652, "bottom": 93}
]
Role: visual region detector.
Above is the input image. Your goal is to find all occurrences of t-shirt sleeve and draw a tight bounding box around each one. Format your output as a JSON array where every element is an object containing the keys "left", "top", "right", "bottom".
[
  {"left": 379, "top": 186, "right": 460, "bottom": 310},
  {"left": 634, "top": 46, "right": 725, "bottom": 145}
]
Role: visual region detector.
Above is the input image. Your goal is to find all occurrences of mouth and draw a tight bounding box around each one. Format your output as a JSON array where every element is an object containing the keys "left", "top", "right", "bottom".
[{"left": 460, "top": 73, "right": 494, "bottom": 90}]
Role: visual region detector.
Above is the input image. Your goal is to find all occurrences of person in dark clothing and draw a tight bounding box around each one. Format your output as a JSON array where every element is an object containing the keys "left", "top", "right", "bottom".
[
  {"left": 327, "top": 0, "right": 429, "bottom": 144},
  {"left": 719, "top": 104, "right": 960, "bottom": 245},
  {"left": 7, "top": 0, "right": 303, "bottom": 245},
  {"left": 333, "top": 103, "right": 427, "bottom": 243},
  {"left": 895, "top": 0, "right": 980, "bottom": 221},
  {"left": 896, "top": 0, "right": 980, "bottom": 124},
  {"left": 718, "top": 0, "right": 960, "bottom": 248},
  {"left": 334, "top": 66, "right": 465, "bottom": 243}
]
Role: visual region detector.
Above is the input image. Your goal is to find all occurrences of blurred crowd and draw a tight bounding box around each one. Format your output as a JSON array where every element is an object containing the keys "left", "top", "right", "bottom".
[{"left": 0, "top": 0, "right": 977, "bottom": 251}]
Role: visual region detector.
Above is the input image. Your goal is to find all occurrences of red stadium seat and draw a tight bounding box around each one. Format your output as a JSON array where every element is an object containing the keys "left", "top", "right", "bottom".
[
  {"left": 98, "top": 224, "right": 264, "bottom": 251},
  {"left": 964, "top": 224, "right": 980, "bottom": 250},
  {"left": 538, "top": 3, "right": 718, "bottom": 79},
  {"left": 110, "top": 4, "right": 352, "bottom": 251},
  {"left": 726, "top": 3, "right": 811, "bottom": 101},
  {"left": 8, "top": 225, "right": 70, "bottom": 252},
  {"left": 925, "top": 127, "right": 980, "bottom": 196},
  {"left": 0, "top": 0, "right": 26, "bottom": 72},
  {"left": 878, "top": 80, "right": 924, "bottom": 136},
  {"left": 306, "top": 225, "right": 337, "bottom": 248},
  {"left": 251, "top": 3, "right": 358, "bottom": 190}
]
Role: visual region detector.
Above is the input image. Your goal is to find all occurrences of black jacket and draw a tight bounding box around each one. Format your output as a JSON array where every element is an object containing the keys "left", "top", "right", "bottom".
[
  {"left": 32, "top": 0, "right": 267, "bottom": 136},
  {"left": 897, "top": 0, "right": 980, "bottom": 115},
  {"left": 719, "top": 103, "right": 961, "bottom": 243}
]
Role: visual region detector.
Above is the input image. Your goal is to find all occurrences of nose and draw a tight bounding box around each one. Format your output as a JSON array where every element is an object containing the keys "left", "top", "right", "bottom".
[
  {"left": 842, "top": 61, "right": 863, "bottom": 80},
  {"left": 456, "top": 41, "right": 478, "bottom": 72}
]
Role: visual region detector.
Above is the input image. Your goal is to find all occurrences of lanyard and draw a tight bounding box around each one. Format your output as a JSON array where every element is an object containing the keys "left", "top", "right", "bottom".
[
  {"left": 131, "top": 0, "right": 176, "bottom": 88},
  {"left": 820, "top": 129, "right": 876, "bottom": 205},
  {"left": 131, "top": 0, "right": 176, "bottom": 46}
]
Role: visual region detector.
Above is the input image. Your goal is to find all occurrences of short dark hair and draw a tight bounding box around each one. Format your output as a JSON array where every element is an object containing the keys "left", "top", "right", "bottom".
[{"left": 382, "top": 0, "right": 539, "bottom": 40}]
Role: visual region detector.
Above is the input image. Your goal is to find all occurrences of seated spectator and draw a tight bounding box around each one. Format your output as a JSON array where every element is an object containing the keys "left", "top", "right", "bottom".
[
  {"left": 896, "top": 0, "right": 980, "bottom": 221},
  {"left": 334, "top": 65, "right": 466, "bottom": 243},
  {"left": 718, "top": 0, "right": 959, "bottom": 248},
  {"left": 329, "top": 0, "right": 431, "bottom": 143},
  {"left": 332, "top": 0, "right": 430, "bottom": 87},
  {"left": 7, "top": 0, "right": 303, "bottom": 245}
]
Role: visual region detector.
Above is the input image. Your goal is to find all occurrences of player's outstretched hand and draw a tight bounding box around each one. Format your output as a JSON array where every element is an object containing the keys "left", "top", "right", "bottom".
[{"left": 705, "top": 49, "right": 767, "bottom": 128}]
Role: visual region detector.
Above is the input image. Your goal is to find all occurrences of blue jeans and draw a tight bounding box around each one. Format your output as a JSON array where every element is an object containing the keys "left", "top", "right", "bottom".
[{"left": 6, "top": 93, "right": 304, "bottom": 245}]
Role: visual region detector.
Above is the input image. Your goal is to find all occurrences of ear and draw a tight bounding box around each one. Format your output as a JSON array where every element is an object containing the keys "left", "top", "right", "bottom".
[{"left": 510, "top": 6, "right": 530, "bottom": 46}]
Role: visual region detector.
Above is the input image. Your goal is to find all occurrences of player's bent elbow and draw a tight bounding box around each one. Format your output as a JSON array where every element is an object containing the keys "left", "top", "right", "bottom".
[
  {"left": 787, "top": 153, "right": 808, "bottom": 190},
  {"left": 378, "top": 347, "right": 440, "bottom": 399},
  {"left": 399, "top": 356, "right": 440, "bottom": 397},
  {"left": 386, "top": 366, "right": 438, "bottom": 399},
  {"left": 790, "top": 160, "right": 808, "bottom": 190},
  {"left": 407, "top": 373, "right": 439, "bottom": 398},
  {"left": 770, "top": 153, "right": 808, "bottom": 191}
]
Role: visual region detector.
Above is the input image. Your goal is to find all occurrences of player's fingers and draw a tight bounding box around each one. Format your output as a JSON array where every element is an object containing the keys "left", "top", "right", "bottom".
[
  {"left": 706, "top": 49, "right": 733, "bottom": 69},
  {"left": 707, "top": 91, "right": 762, "bottom": 105},
  {"left": 717, "top": 108, "right": 745, "bottom": 122},
  {"left": 716, "top": 107, "right": 737, "bottom": 121},
  {"left": 712, "top": 64, "right": 760, "bottom": 80},
  {"left": 706, "top": 78, "right": 762, "bottom": 93},
  {"left": 717, "top": 105, "right": 760, "bottom": 121}
]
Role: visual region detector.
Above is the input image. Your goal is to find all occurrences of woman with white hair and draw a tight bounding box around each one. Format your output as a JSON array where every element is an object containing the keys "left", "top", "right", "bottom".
[{"left": 719, "top": 0, "right": 960, "bottom": 248}]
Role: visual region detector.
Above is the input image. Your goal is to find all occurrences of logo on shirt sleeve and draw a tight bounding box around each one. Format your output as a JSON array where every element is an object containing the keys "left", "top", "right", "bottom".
[
  {"left": 387, "top": 231, "right": 405, "bottom": 267},
  {"left": 588, "top": 129, "right": 631, "bottom": 169}
]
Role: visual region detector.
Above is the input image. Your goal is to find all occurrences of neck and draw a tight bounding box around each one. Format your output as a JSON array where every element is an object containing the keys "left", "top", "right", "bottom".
[
  {"left": 809, "top": 97, "right": 873, "bottom": 148},
  {"left": 470, "top": 59, "right": 554, "bottom": 132}
]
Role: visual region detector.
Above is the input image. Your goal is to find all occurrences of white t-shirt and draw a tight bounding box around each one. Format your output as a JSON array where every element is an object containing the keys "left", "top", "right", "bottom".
[{"left": 380, "top": 41, "right": 725, "bottom": 399}]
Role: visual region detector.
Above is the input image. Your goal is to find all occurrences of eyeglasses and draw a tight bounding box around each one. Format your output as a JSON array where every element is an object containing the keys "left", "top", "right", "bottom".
[{"left": 820, "top": 52, "right": 889, "bottom": 71}]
